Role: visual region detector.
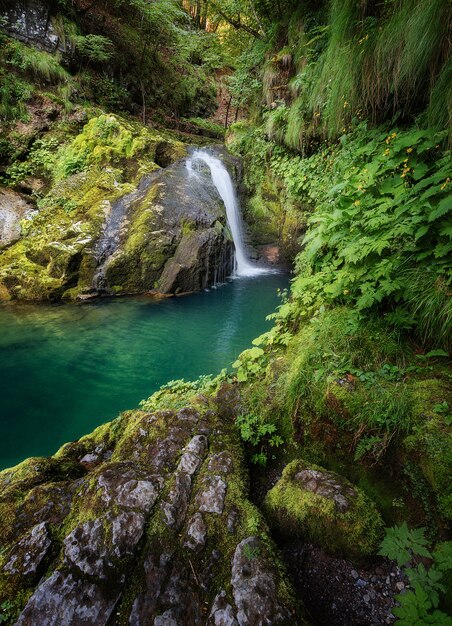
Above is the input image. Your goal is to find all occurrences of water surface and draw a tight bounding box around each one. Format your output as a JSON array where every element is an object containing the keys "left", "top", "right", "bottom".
[{"left": 0, "top": 273, "right": 287, "bottom": 469}]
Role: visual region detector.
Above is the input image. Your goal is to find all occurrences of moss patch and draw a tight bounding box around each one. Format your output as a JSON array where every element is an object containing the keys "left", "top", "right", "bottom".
[{"left": 264, "top": 459, "right": 384, "bottom": 560}]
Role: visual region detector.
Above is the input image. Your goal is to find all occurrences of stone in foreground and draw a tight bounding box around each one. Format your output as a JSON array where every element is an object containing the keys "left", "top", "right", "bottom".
[{"left": 0, "top": 389, "right": 301, "bottom": 625}]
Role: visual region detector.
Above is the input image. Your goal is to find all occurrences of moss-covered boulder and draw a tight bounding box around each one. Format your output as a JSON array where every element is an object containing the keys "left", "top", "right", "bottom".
[
  {"left": 0, "top": 113, "right": 236, "bottom": 301},
  {"left": 0, "top": 389, "right": 303, "bottom": 625},
  {"left": 263, "top": 460, "right": 384, "bottom": 560}
]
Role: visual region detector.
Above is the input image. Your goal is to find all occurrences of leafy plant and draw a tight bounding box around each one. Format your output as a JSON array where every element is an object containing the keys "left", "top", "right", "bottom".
[
  {"left": 232, "top": 346, "right": 265, "bottom": 382},
  {"left": 75, "top": 35, "right": 113, "bottom": 64},
  {"left": 378, "top": 522, "right": 431, "bottom": 566},
  {"left": 393, "top": 584, "right": 452, "bottom": 625},
  {"left": 236, "top": 412, "right": 284, "bottom": 466},
  {"left": 379, "top": 526, "right": 452, "bottom": 624}
]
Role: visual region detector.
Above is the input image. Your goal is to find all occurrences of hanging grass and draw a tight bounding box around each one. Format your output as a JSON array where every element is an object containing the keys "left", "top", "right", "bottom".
[
  {"left": 7, "top": 40, "right": 70, "bottom": 84},
  {"left": 280, "top": 0, "right": 451, "bottom": 145}
]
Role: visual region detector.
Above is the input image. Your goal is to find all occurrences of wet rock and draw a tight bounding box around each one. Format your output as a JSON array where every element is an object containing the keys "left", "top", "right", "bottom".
[
  {"left": 3, "top": 522, "right": 51, "bottom": 577},
  {"left": 0, "top": 187, "right": 35, "bottom": 247},
  {"left": 207, "top": 452, "right": 233, "bottom": 474},
  {"left": 15, "top": 571, "right": 120, "bottom": 626},
  {"left": 184, "top": 512, "right": 207, "bottom": 551},
  {"left": 227, "top": 509, "right": 240, "bottom": 534},
  {"left": 196, "top": 475, "right": 227, "bottom": 514},
  {"left": 231, "top": 537, "right": 292, "bottom": 625},
  {"left": 63, "top": 511, "right": 145, "bottom": 579},
  {"left": 185, "top": 434, "right": 209, "bottom": 457},
  {"left": 1, "top": 0, "right": 70, "bottom": 54},
  {"left": 295, "top": 468, "right": 356, "bottom": 513},
  {"left": 264, "top": 459, "right": 384, "bottom": 559},
  {"left": 129, "top": 553, "right": 172, "bottom": 625},
  {"left": 96, "top": 464, "right": 163, "bottom": 512},
  {"left": 97, "top": 152, "right": 235, "bottom": 297},
  {"left": 162, "top": 472, "right": 192, "bottom": 530},
  {"left": 209, "top": 591, "right": 239, "bottom": 626}
]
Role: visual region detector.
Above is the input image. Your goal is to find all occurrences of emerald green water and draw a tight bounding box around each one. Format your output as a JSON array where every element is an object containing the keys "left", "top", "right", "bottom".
[{"left": 0, "top": 273, "right": 287, "bottom": 470}]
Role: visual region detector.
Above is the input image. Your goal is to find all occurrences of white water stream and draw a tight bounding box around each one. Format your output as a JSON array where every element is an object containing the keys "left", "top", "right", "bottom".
[{"left": 187, "top": 150, "right": 268, "bottom": 277}]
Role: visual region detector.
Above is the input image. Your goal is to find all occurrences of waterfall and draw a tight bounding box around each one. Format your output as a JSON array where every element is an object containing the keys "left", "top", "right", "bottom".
[{"left": 187, "top": 150, "right": 267, "bottom": 277}]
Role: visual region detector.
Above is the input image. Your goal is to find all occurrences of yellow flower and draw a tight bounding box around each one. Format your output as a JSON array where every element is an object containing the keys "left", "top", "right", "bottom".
[
  {"left": 354, "top": 200, "right": 361, "bottom": 206},
  {"left": 384, "top": 148, "right": 390, "bottom": 156},
  {"left": 406, "top": 147, "right": 413, "bottom": 153}
]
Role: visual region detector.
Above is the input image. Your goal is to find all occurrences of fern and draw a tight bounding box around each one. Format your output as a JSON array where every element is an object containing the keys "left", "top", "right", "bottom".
[{"left": 378, "top": 523, "right": 431, "bottom": 566}]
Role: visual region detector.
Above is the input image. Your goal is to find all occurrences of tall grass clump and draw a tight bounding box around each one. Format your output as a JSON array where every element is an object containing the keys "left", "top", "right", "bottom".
[
  {"left": 279, "top": 0, "right": 451, "bottom": 144},
  {"left": 7, "top": 41, "right": 70, "bottom": 84}
]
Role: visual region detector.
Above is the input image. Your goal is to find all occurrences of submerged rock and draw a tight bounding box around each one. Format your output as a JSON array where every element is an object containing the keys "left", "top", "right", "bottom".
[
  {"left": 263, "top": 460, "right": 384, "bottom": 560},
  {"left": 0, "top": 391, "right": 301, "bottom": 625}
]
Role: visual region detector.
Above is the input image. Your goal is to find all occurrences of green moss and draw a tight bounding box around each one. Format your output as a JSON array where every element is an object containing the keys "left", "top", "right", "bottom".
[
  {"left": 403, "top": 379, "right": 452, "bottom": 520},
  {"left": 0, "top": 110, "right": 188, "bottom": 302},
  {"left": 264, "top": 459, "right": 384, "bottom": 560}
]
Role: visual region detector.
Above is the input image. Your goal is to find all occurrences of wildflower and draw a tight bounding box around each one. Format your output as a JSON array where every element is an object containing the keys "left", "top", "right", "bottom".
[
  {"left": 440, "top": 177, "right": 450, "bottom": 190},
  {"left": 406, "top": 147, "right": 413, "bottom": 153},
  {"left": 384, "top": 148, "right": 390, "bottom": 156},
  {"left": 343, "top": 101, "right": 348, "bottom": 108},
  {"left": 343, "top": 289, "right": 350, "bottom": 295},
  {"left": 354, "top": 200, "right": 361, "bottom": 206}
]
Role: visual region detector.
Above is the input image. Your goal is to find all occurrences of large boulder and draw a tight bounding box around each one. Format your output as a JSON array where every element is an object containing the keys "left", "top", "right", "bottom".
[
  {"left": 263, "top": 460, "right": 384, "bottom": 560},
  {"left": 0, "top": 389, "right": 302, "bottom": 625},
  {"left": 96, "top": 151, "right": 235, "bottom": 296},
  {"left": 0, "top": 113, "right": 237, "bottom": 301}
]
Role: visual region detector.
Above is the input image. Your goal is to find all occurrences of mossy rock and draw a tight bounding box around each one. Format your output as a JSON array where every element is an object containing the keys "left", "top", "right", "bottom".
[
  {"left": 0, "top": 392, "right": 302, "bottom": 624},
  {"left": 263, "top": 459, "right": 384, "bottom": 560}
]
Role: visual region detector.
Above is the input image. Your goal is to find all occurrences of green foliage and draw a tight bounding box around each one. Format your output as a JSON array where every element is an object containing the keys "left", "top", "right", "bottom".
[
  {"left": 379, "top": 526, "right": 452, "bottom": 624},
  {"left": 139, "top": 373, "right": 226, "bottom": 411},
  {"left": 232, "top": 121, "right": 451, "bottom": 350},
  {"left": 5, "top": 40, "right": 70, "bottom": 84},
  {"left": 232, "top": 346, "right": 265, "bottom": 382},
  {"left": 252, "top": 0, "right": 451, "bottom": 144},
  {"left": 236, "top": 412, "right": 284, "bottom": 465},
  {"left": 378, "top": 522, "right": 431, "bottom": 566},
  {"left": 74, "top": 35, "right": 113, "bottom": 64},
  {"left": 393, "top": 585, "right": 452, "bottom": 625},
  {"left": 183, "top": 117, "right": 225, "bottom": 138},
  {"left": 3, "top": 137, "right": 60, "bottom": 185},
  {"left": 242, "top": 542, "right": 261, "bottom": 560},
  {"left": 54, "top": 114, "right": 159, "bottom": 180}
]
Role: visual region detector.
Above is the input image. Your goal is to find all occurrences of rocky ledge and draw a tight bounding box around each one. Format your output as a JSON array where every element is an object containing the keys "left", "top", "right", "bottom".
[{"left": 0, "top": 385, "right": 301, "bottom": 625}]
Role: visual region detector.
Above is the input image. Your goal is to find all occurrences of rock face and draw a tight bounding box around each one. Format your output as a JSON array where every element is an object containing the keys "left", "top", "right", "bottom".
[
  {"left": 0, "top": 388, "right": 300, "bottom": 625},
  {"left": 95, "top": 151, "right": 235, "bottom": 297},
  {"left": 0, "top": 0, "right": 69, "bottom": 53},
  {"left": 263, "top": 460, "right": 384, "bottom": 560},
  {"left": 0, "top": 187, "right": 35, "bottom": 248}
]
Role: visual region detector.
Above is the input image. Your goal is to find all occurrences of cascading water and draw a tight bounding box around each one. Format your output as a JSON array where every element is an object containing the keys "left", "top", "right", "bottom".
[{"left": 187, "top": 150, "right": 268, "bottom": 277}]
